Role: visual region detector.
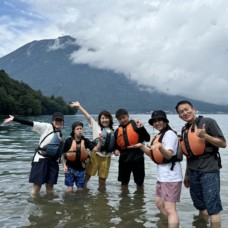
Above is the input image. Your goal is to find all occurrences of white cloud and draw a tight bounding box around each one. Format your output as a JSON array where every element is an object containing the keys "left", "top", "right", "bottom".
[
  {"left": 1, "top": 0, "right": 228, "bottom": 105},
  {"left": 0, "top": 0, "right": 63, "bottom": 56}
]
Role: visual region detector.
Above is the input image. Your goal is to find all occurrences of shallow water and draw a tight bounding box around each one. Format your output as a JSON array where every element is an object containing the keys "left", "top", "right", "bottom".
[{"left": 0, "top": 114, "right": 228, "bottom": 228}]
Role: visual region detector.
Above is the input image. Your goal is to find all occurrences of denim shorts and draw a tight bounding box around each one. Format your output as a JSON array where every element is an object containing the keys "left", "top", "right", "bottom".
[
  {"left": 65, "top": 167, "right": 85, "bottom": 188},
  {"left": 189, "top": 169, "right": 222, "bottom": 215}
]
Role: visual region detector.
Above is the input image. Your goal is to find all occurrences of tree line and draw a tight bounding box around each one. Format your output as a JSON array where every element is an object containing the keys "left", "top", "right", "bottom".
[{"left": 0, "top": 70, "right": 75, "bottom": 116}]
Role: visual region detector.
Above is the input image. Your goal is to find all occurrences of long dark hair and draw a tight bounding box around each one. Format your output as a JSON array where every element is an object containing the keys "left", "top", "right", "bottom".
[
  {"left": 98, "top": 110, "right": 114, "bottom": 130},
  {"left": 160, "top": 123, "right": 177, "bottom": 135}
]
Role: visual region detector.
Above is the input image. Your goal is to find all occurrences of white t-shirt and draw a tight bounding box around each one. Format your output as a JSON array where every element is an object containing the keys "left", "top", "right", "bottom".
[
  {"left": 90, "top": 118, "right": 113, "bottom": 158},
  {"left": 156, "top": 130, "right": 183, "bottom": 182},
  {"left": 32, "top": 122, "right": 57, "bottom": 162}
]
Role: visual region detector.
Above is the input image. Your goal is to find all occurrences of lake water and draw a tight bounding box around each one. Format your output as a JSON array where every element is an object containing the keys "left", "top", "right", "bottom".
[{"left": 0, "top": 114, "right": 228, "bottom": 228}]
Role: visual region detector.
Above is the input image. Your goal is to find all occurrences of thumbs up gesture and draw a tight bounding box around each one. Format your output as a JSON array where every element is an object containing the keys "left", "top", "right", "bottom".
[{"left": 196, "top": 124, "right": 206, "bottom": 139}]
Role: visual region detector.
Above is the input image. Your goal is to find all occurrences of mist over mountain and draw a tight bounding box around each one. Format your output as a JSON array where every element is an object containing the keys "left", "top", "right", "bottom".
[{"left": 0, "top": 36, "right": 228, "bottom": 113}]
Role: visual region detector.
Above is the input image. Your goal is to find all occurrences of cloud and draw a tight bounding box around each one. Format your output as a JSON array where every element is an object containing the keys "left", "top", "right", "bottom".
[
  {"left": 1, "top": 0, "right": 228, "bottom": 105},
  {"left": 0, "top": 0, "right": 62, "bottom": 56}
]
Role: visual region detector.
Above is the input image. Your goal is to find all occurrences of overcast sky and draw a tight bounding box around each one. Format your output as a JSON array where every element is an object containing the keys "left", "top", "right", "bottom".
[{"left": 1, "top": 0, "right": 228, "bottom": 105}]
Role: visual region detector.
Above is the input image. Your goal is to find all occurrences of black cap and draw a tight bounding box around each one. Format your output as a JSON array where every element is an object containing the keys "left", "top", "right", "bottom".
[
  {"left": 52, "top": 112, "right": 64, "bottom": 121},
  {"left": 148, "top": 110, "right": 169, "bottom": 125}
]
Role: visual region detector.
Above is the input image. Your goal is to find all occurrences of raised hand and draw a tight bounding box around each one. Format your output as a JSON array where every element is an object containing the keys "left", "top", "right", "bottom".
[
  {"left": 113, "top": 149, "right": 120, "bottom": 156},
  {"left": 134, "top": 118, "right": 143, "bottom": 128},
  {"left": 196, "top": 124, "right": 206, "bottom": 139},
  {"left": 69, "top": 101, "right": 80, "bottom": 108},
  {"left": 3, "top": 115, "right": 14, "bottom": 124}
]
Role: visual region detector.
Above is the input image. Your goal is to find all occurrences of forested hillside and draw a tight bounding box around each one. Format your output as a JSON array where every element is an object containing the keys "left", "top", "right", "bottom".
[{"left": 0, "top": 70, "right": 75, "bottom": 115}]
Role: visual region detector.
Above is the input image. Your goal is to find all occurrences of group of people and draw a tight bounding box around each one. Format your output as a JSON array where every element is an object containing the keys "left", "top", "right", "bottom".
[{"left": 3, "top": 100, "right": 226, "bottom": 226}]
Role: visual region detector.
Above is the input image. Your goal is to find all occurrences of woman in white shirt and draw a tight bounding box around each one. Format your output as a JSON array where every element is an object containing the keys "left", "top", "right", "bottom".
[{"left": 129, "top": 110, "right": 183, "bottom": 226}]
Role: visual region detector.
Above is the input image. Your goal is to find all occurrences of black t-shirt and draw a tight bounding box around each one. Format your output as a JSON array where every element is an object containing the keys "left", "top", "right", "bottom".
[{"left": 63, "top": 136, "right": 95, "bottom": 171}]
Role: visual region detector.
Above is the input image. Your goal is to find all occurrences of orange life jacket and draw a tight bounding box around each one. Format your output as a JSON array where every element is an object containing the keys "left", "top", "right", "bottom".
[
  {"left": 66, "top": 139, "right": 89, "bottom": 162},
  {"left": 116, "top": 120, "right": 139, "bottom": 149},
  {"left": 180, "top": 117, "right": 205, "bottom": 158},
  {"left": 150, "top": 129, "right": 182, "bottom": 170},
  {"left": 150, "top": 134, "right": 169, "bottom": 164}
]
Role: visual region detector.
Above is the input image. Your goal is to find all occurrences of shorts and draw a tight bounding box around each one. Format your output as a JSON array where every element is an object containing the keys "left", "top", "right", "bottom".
[
  {"left": 65, "top": 167, "right": 85, "bottom": 188},
  {"left": 29, "top": 158, "right": 59, "bottom": 185},
  {"left": 86, "top": 151, "right": 111, "bottom": 179},
  {"left": 118, "top": 158, "right": 145, "bottom": 185},
  {"left": 156, "top": 181, "right": 182, "bottom": 202},
  {"left": 189, "top": 169, "right": 222, "bottom": 215}
]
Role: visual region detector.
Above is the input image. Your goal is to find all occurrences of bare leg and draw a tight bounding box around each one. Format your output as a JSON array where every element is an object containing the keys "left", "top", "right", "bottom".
[
  {"left": 85, "top": 174, "right": 91, "bottom": 186},
  {"left": 164, "top": 201, "right": 179, "bottom": 225},
  {"left": 98, "top": 177, "right": 106, "bottom": 190},
  {"left": 67, "top": 186, "right": 73, "bottom": 192},
  {"left": 156, "top": 196, "right": 167, "bottom": 216},
  {"left": 199, "top": 209, "right": 209, "bottom": 217},
  {"left": 121, "top": 182, "right": 128, "bottom": 190},
  {"left": 45, "top": 183, "right": 54, "bottom": 194},
  {"left": 210, "top": 213, "right": 221, "bottom": 227},
  {"left": 31, "top": 184, "right": 42, "bottom": 197},
  {"left": 156, "top": 196, "right": 180, "bottom": 225}
]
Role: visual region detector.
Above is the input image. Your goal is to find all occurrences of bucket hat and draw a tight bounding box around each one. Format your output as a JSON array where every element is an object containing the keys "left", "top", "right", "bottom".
[{"left": 148, "top": 110, "right": 169, "bottom": 125}]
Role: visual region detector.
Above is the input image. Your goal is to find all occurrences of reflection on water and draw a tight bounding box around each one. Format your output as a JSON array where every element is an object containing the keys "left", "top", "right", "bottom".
[{"left": 0, "top": 114, "right": 228, "bottom": 227}]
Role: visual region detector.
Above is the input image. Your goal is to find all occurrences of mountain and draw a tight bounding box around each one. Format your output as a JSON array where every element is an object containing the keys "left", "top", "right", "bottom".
[{"left": 0, "top": 35, "right": 228, "bottom": 113}]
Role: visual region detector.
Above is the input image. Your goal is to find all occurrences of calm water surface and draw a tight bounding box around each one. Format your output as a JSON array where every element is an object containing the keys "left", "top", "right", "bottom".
[{"left": 0, "top": 114, "right": 228, "bottom": 228}]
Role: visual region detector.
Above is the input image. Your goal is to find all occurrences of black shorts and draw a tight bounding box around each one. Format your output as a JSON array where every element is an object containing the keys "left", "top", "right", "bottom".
[
  {"left": 118, "top": 158, "right": 145, "bottom": 185},
  {"left": 29, "top": 158, "right": 59, "bottom": 185}
]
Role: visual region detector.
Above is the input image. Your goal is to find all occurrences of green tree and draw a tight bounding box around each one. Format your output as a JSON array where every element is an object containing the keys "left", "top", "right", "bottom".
[{"left": 0, "top": 70, "right": 76, "bottom": 116}]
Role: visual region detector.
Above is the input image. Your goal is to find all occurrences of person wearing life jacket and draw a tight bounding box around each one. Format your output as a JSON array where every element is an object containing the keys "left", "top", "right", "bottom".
[
  {"left": 150, "top": 125, "right": 183, "bottom": 169},
  {"left": 3, "top": 112, "right": 64, "bottom": 196},
  {"left": 128, "top": 110, "right": 183, "bottom": 225},
  {"left": 61, "top": 121, "right": 99, "bottom": 192},
  {"left": 176, "top": 100, "right": 226, "bottom": 225},
  {"left": 69, "top": 101, "right": 115, "bottom": 190},
  {"left": 113, "top": 108, "right": 150, "bottom": 189}
]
